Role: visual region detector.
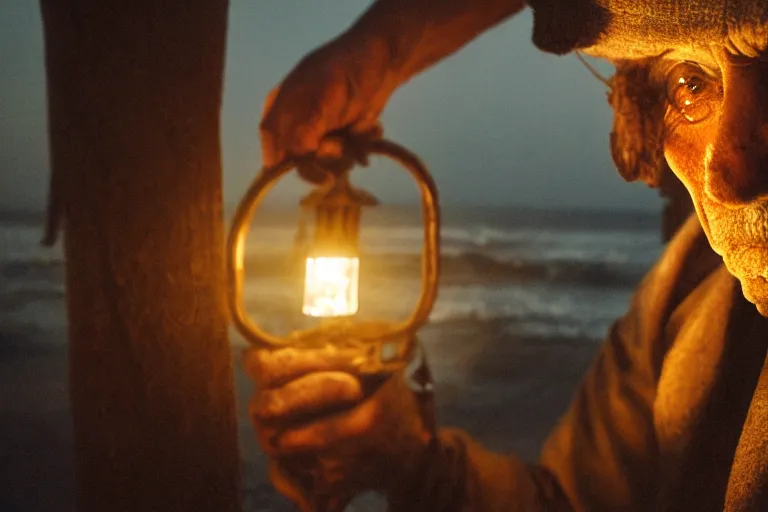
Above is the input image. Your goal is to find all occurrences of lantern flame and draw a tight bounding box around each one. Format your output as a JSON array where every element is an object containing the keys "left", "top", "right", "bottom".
[{"left": 303, "top": 256, "right": 359, "bottom": 317}]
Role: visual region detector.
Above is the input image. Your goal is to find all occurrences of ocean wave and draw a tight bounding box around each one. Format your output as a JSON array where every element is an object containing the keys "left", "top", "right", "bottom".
[
  {"left": 2, "top": 258, "right": 64, "bottom": 280},
  {"left": 442, "top": 251, "right": 647, "bottom": 287},
  {"left": 243, "top": 250, "right": 648, "bottom": 289},
  {"left": 235, "top": 280, "right": 631, "bottom": 346},
  {"left": 425, "top": 299, "right": 624, "bottom": 342},
  {"left": 1, "top": 245, "right": 649, "bottom": 289},
  {"left": 243, "top": 222, "right": 662, "bottom": 262},
  {"left": 0, "top": 285, "right": 66, "bottom": 304}
]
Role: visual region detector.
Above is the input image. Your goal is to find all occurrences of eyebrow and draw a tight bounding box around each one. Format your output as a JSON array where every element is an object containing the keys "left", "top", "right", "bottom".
[
  {"left": 646, "top": 52, "right": 680, "bottom": 89},
  {"left": 647, "top": 50, "right": 722, "bottom": 85}
]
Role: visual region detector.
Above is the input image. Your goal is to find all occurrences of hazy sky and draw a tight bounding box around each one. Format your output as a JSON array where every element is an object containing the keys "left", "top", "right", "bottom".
[{"left": 0, "top": 0, "right": 660, "bottom": 212}]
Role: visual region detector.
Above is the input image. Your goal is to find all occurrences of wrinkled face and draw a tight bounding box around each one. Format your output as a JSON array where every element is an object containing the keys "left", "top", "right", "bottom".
[{"left": 652, "top": 48, "right": 768, "bottom": 315}]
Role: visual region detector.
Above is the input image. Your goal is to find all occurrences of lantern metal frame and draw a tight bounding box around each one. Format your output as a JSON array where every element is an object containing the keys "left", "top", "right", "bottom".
[{"left": 226, "top": 139, "right": 440, "bottom": 373}]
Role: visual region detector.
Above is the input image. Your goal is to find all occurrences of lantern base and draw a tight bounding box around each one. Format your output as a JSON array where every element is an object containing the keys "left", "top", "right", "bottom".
[{"left": 285, "top": 320, "right": 416, "bottom": 375}]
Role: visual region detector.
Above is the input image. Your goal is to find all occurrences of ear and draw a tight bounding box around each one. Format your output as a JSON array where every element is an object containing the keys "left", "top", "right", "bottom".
[{"left": 607, "top": 59, "right": 667, "bottom": 188}]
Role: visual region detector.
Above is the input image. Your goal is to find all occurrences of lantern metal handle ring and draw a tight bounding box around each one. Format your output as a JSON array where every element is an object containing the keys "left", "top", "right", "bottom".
[{"left": 226, "top": 138, "right": 440, "bottom": 370}]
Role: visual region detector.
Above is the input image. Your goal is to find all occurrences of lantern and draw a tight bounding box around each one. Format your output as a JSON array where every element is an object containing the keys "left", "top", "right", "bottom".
[
  {"left": 298, "top": 170, "right": 377, "bottom": 318},
  {"left": 227, "top": 138, "right": 439, "bottom": 379}
]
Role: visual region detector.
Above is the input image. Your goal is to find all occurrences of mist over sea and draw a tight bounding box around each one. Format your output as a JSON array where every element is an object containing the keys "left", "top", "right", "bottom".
[{"left": 0, "top": 205, "right": 664, "bottom": 511}]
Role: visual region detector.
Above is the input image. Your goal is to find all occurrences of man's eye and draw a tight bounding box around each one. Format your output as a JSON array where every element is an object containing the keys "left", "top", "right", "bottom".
[{"left": 665, "top": 63, "right": 723, "bottom": 123}]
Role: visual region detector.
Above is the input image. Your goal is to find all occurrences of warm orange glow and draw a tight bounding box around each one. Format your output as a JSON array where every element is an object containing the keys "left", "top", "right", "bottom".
[{"left": 303, "top": 257, "right": 359, "bottom": 317}]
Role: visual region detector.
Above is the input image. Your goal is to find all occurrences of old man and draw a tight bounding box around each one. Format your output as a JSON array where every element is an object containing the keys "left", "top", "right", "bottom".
[{"left": 246, "top": 0, "right": 768, "bottom": 510}]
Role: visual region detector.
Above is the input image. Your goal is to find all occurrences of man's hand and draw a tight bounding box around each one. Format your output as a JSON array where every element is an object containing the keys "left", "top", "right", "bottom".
[
  {"left": 244, "top": 344, "right": 436, "bottom": 511},
  {"left": 259, "top": 32, "right": 395, "bottom": 169},
  {"left": 259, "top": 0, "right": 525, "bottom": 170}
]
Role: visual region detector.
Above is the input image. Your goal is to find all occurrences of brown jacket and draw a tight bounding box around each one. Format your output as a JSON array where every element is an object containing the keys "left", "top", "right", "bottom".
[{"left": 398, "top": 215, "right": 768, "bottom": 511}]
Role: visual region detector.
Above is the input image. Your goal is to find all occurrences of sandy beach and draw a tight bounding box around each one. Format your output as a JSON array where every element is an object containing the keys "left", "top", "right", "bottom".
[{"left": 0, "top": 319, "right": 600, "bottom": 512}]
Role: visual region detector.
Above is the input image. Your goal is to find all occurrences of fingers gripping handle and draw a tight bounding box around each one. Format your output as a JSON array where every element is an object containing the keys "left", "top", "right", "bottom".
[{"left": 268, "top": 341, "right": 437, "bottom": 512}]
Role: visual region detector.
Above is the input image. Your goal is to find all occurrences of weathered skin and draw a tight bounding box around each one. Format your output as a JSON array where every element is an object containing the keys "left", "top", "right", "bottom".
[
  {"left": 259, "top": 0, "right": 525, "bottom": 168},
  {"left": 250, "top": 0, "right": 768, "bottom": 509},
  {"left": 657, "top": 49, "right": 768, "bottom": 315},
  {"left": 245, "top": 345, "right": 436, "bottom": 511}
]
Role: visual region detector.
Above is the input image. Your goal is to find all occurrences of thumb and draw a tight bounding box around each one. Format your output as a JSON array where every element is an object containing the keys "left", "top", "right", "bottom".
[
  {"left": 262, "top": 85, "right": 281, "bottom": 119},
  {"left": 260, "top": 86, "right": 283, "bottom": 168}
]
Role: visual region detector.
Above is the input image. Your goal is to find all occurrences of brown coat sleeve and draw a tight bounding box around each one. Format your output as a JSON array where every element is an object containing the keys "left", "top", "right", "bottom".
[
  {"left": 392, "top": 301, "right": 662, "bottom": 512},
  {"left": 390, "top": 216, "right": 720, "bottom": 511},
  {"left": 396, "top": 427, "right": 573, "bottom": 511}
]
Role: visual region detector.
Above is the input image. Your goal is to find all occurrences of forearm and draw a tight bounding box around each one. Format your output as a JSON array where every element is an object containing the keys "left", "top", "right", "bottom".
[
  {"left": 388, "top": 428, "right": 571, "bottom": 512},
  {"left": 345, "top": 0, "right": 526, "bottom": 87}
]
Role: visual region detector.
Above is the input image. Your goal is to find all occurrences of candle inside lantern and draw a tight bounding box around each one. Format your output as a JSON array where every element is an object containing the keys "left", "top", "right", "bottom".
[
  {"left": 297, "top": 168, "right": 377, "bottom": 319},
  {"left": 302, "top": 255, "right": 359, "bottom": 317}
]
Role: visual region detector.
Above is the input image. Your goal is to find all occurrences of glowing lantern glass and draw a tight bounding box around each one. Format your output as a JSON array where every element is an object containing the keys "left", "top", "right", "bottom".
[
  {"left": 303, "top": 256, "right": 359, "bottom": 317},
  {"left": 226, "top": 138, "right": 440, "bottom": 375},
  {"left": 296, "top": 169, "right": 377, "bottom": 318}
]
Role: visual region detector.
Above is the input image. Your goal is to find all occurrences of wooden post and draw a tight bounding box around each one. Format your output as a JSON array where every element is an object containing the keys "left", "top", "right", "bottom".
[{"left": 39, "top": 2, "right": 241, "bottom": 511}]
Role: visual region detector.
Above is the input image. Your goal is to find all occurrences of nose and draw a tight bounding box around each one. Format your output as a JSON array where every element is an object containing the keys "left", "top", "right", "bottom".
[{"left": 706, "top": 61, "right": 768, "bottom": 206}]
